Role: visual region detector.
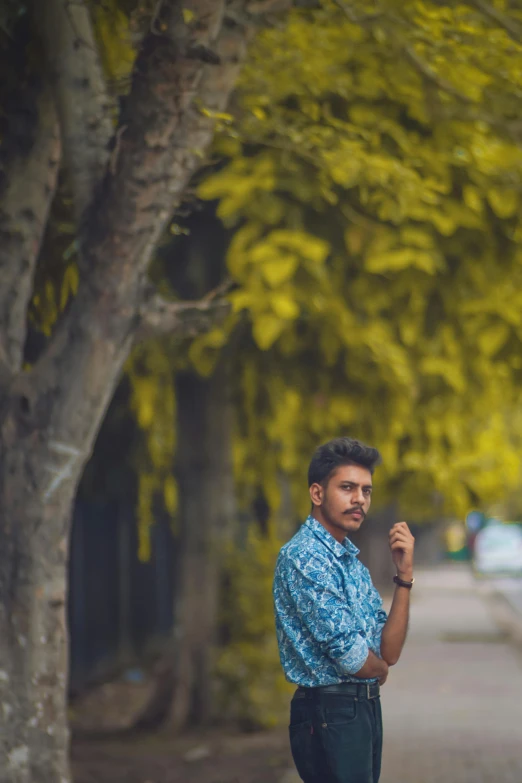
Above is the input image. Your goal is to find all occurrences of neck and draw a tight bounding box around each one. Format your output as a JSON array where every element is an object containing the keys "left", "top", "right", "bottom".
[{"left": 311, "top": 508, "right": 346, "bottom": 543}]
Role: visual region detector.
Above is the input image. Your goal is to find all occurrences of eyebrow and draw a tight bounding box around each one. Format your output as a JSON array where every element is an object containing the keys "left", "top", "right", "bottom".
[{"left": 339, "top": 480, "right": 373, "bottom": 490}]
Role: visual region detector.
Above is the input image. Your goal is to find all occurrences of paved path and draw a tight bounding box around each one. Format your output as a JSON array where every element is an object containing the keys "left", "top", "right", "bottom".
[
  {"left": 488, "top": 576, "right": 522, "bottom": 620},
  {"left": 282, "top": 565, "right": 522, "bottom": 783}
]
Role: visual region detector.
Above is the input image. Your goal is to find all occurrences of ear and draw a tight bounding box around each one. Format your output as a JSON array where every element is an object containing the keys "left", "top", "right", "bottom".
[{"left": 309, "top": 482, "right": 324, "bottom": 507}]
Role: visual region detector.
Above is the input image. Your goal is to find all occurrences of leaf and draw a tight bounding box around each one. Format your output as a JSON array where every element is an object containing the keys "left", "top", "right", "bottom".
[
  {"left": 487, "top": 188, "right": 518, "bottom": 219},
  {"left": 420, "top": 357, "right": 466, "bottom": 393},
  {"left": 188, "top": 327, "right": 227, "bottom": 376},
  {"left": 365, "top": 248, "right": 438, "bottom": 274},
  {"left": 268, "top": 230, "right": 330, "bottom": 264},
  {"left": 463, "top": 185, "right": 482, "bottom": 213},
  {"left": 164, "top": 476, "right": 178, "bottom": 515},
  {"left": 399, "top": 228, "right": 435, "bottom": 250},
  {"left": 230, "top": 289, "right": 254, "bottom": 313},
  {"left": 59, "top": 264, "right": 79, "bottom": 310},
  {"left": 94, "top": 5, "right": 136, "bottom": 83},
  {"left": 270, "top": 292, "right": 299, "bottom": 319},
  {"left": 252, "top": 313, "right": 285, "bottom": 349},
  {"left": 261, "top": 254, "right": 299, "bottom": 287},
  {"left": 477, "top": 322, "right": 510, "bottom": 357}
]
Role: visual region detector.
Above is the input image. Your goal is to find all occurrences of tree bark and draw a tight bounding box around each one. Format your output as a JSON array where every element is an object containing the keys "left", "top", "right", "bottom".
[
  {"left": 169, "top": 359, "right": 236, "bottom": 729},
  {"left": 132, "top": 359, "right": 235, "bottom": 732},
  {"left": 0, "top": 507, "right": 70, "bottom": 783},
  {"left": 0, "top": 81, "right": 60, "bottom": 375},
  {"left": 0, "top": 0, "right": 266, "bottom": 775},
  {"left": 133, "top": 207, "right": 238, "bottom": 731},
  {"left": 40, "top": 0, "right": 112, "bottom": 220}
]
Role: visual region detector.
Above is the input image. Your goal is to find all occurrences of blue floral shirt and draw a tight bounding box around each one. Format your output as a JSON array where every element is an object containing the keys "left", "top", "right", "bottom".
[{"left": 273, "top": 515, "right": 388, "bottom": 686}]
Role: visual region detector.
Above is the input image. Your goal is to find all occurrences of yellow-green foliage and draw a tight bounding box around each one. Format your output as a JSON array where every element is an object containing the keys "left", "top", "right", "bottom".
[
  {"left": 126, "top": 339, "right": 178, "bottom": 560},
  {"left": 31, "top": 0, "right": 521, "bottom": 723},
  {"left": 30, "top": 262, "right": 79, "bottom": 337},
  {"left": 30, "top": 2, "right": 138, "bottom": 332},
  {"left": 216, "top": 523, "right": 293, "bottom": 727},
  {"left": 127, "top": 3, "right": 522, "bottom": 721},
  {"left": 197, "top": 0, "right": 522, "bottom": 519},
  {"left": 92, "top": 2, "right": 136, "bottom": 87}
]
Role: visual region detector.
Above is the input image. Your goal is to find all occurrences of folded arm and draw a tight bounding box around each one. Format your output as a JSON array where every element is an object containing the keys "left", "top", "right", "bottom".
[{"left": 279, "top": 555, "right": 388, "bottom": 681}]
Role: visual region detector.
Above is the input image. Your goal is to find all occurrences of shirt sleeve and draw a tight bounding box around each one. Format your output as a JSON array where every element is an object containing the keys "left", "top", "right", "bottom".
[
  {"left": 279, "top": 553, "right": 369, "bottom": 676},
  {"left": 366, "top": 580, "right": 388, "bottom": 657}
]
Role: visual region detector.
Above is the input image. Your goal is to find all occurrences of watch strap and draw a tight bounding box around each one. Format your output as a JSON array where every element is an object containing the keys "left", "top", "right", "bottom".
[{"left": 393, "top": 574, "right": 414, "bottom": 589}]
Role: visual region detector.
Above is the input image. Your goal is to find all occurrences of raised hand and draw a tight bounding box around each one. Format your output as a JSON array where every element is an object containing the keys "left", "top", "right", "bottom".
[{"left": 389, "top": 522, "right": 415, "bottom": 580}]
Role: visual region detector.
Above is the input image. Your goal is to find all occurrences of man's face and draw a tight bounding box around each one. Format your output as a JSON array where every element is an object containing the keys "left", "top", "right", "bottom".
[{"left": 309, "top": 463, "right": 373, "bottom": 542}]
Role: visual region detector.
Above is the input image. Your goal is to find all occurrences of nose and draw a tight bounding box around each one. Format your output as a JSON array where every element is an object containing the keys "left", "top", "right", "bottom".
[{"left": 353, "top": 487, "right": 365, "bottom": 506}]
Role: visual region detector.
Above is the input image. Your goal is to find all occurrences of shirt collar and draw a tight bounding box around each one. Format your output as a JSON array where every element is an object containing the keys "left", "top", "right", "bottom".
[{"left": 304, "top": 515, "right": 360, "bottom": 559}]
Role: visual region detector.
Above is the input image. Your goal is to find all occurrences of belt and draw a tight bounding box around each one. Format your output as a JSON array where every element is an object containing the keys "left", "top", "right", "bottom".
[{"left": 294, "top": 681, "right": 380, "bottom": 701}]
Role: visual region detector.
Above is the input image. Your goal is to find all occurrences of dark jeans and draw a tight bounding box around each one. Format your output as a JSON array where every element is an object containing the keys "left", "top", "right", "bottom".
[{"left": 289, "top": 688, "right": 383, "bottom": 783}]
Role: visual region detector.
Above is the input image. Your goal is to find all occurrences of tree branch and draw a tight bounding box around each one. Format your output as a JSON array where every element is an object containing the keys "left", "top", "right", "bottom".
[
  {"left": 160, "top": 21, "right": 248, "bottom": 220},
  {"left": 332, "top": 0, "right": 473, "bottom": 104},
  {"left": 76, "top": 0, "right": 247, "bottom": 297},
  {"left": 469, "top": 0, "right": 522, "bottom": 43},
  {"left": 402, "top": 45, "right": 473, "bottom": 103},
  {"left": 137, "top": 282, "right": 232, "bottom": 340},
  {"left": 39, "top": 0, "right": 113, "bottom": 220},
  {"left": 329, "top": 0, "right": 384, "bottom": 25},
  {"left": 22, "top": 0, "right": 253, "bottom": 470},
  {"left": 0, "top": 81, "right": 61, "bottom": 375}
]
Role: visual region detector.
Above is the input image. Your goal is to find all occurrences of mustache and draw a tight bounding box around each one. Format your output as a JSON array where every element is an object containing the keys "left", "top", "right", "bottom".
[{"left": 343, "top": 507, "right": 366, "bottom": 518}]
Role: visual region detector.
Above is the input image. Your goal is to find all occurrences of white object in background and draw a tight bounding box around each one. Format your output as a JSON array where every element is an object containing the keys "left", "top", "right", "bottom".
[{"left": 474, "top": 523, "right": 522, "bottom": 575}]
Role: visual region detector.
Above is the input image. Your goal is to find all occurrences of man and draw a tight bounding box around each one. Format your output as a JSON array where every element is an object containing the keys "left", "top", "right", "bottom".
[{"left": 273, "top": 437, "right": 414, "bottom": 783}]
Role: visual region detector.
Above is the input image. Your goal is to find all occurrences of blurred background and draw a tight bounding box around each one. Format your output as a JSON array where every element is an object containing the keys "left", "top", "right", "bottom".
[{"left": 3, "top": 1, "right": 522, "bottom": 781}]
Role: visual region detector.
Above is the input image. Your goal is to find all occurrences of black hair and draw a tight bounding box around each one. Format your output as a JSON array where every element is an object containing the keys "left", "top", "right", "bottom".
[{"left": 307, "top": 437, "right": 382, "bottom": 487}]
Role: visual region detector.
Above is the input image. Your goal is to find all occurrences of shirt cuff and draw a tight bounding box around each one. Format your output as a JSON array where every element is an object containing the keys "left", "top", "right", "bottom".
[
  {"left": 370, "top": 624, "right": 385, "bottom": 657},
  {"left": 333, "top": 635, "right": 369, "bottom": 676}
]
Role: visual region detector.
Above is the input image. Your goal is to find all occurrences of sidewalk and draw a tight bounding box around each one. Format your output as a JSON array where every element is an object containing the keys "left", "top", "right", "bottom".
[
  {"left": 283, "top": 564, "right": 522, "bottom": 783},
  {"left": 73, "top": 565, "right": 522, "bottom": 783},
  {"left": 381, "top": 565, "right": 522, "bottom": 782}
]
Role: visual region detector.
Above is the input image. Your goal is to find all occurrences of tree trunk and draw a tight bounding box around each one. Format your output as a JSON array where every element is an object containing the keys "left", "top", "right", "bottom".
[
  {"left": 169, "top": 359, "right": 235, "bottom": 729},
  {"left": 0, "top": 82, "right": 60, "bottom": 374},
  {"left": 132, "top": 204, "right": 236, "bottom": 731},
  {"left": 0, "top": 525, "right": 69, "bottom": 783},
  {"left": 0, "top": 328, "right": 136, "bottom": 782},
  {"left": 0, "top": 0, "right": 261, "bottom": 774},
  {"left": 133, "top": 358, "right": 235, "bottom": 732}
]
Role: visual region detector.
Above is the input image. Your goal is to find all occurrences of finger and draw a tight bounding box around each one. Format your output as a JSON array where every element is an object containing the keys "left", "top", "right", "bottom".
[
  {"left": 389, "top": 530, "right": 414, "bottom": 543},
  {"left": 389, "top": 523, "right": 413, "bottom": 535},
  {"left": 390, "top": 544, "right": 413, "bottom": 555},
  {"left": 389, "top": 528, "right": 411, "bottom": 538},
  {"left": 389, "top": 533, "right": 413, "bottom": 546}
]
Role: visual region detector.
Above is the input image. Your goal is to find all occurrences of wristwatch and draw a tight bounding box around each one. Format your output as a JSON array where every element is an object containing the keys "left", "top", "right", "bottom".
[{"left": 393, "top": 574, "right": 415, "bottom": 589}]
